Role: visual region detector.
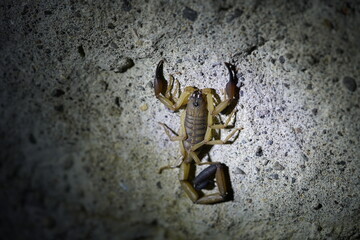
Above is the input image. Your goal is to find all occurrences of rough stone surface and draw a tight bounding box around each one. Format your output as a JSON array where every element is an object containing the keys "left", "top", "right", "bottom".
[{"left": 1, "top": 0, "right": 359, "bottom": 239}]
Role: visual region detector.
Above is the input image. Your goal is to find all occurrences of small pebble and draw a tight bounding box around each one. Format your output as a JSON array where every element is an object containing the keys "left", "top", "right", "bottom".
[
  {"left": 279, "top": 56, "right": 285, "bottom": 64},
  {"left": 255, "top": 146, "right": 263, "bottom": 157},
  {"left": 116, "top": 58, "right": 134, "bottom": 73},
  {"left": 51, "top": 89, "right": 65, "bottom": 97},
  {"left": 77, "top": 45, "right": 85, "bottom": 58},
  {"left": 336, "top": 161, "right": 346, "bottom": 166},
  {"left": 273, "top": 161, "right": 285, "bottom": 171},
  {"left": 183, "top": 7, "right": 198, "bottom": 21},
  {"left": 269, "top": 173, "right": 279, "bottom": 180},
  {"left": 122, "top": 0, "right": 132, "bottom": 11},
  {"left": 227, "top": 8, "right": 243, "bottom": 23},
  {"left": 235, "top": 167, "right": 246, "bottom": 175},
  {"left": 140, "top": 103, "right": 148, "bottom": 111},
  {"left": 54, "top": 105, "right": 64, "bottom": 112},
  {"left": 108, "top": 22, "right": 116, "bottom": 29},
  {"left": 115, "top": 97, "right": 121, "bottom": 107},
  {"left": 28, "top": 133, "right": 37, "bottom": 144},
  {"left": 342, "top": 76, "right": 357, "bottom": 92},
  {"left": 314, "top": 203, "right": 322, "bottom": 210}
]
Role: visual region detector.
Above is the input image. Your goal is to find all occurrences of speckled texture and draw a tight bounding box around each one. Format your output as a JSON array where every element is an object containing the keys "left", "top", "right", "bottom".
[{"left": 1, "top": 0, "right": 359, "bottom": 239}]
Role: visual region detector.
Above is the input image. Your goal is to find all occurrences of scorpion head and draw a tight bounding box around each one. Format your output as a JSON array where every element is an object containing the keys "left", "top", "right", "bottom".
[{"left": 188, "top": 89, "right": 206, "bottom": 109}]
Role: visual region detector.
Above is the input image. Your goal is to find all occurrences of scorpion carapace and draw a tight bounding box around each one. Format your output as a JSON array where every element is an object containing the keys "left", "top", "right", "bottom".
[{"left": 154, "top": 59, "right": 242, "bottom": 204}]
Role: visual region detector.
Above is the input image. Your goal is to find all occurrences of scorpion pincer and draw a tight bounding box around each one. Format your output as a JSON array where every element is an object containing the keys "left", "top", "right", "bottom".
[{"left": 154, "top": 60, "right": 242, "bottom": 204}]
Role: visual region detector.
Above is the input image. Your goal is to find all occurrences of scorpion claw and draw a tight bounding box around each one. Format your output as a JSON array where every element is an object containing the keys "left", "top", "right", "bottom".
[
  {"left": 154, "top": 59, "right": 167, "bottom": 97},
  {"left": 224, "top": 62, "right": 240, "bottom": 100}
]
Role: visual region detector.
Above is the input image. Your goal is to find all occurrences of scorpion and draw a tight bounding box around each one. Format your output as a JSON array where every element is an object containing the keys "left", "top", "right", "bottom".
[{"left": 154, "top": 60, "right": 242, "bottom": 204}]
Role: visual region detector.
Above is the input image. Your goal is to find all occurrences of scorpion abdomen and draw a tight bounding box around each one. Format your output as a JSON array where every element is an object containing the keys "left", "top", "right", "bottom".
[{"left": 184, "top": 90, "right": 208, "bottom": 152}]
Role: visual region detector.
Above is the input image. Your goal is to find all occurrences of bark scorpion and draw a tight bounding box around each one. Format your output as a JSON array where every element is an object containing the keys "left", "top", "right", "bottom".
[{"left": 154, "top": 60, "right": 242, "bottom": 204}]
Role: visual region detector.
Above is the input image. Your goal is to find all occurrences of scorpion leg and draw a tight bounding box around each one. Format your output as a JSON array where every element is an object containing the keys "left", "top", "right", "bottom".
[
  {"left": 158, "top": 111, "right": 187, "bottom": 173},
  {"left": 190, "top": 127, "right": 242, "bottom": 153},
  {"left": 211, "top": 62, "right": 240, "bottom": 115},
  {"left": 159, "top": 155, "right": 184, "bottom": 174},
  {"left": 158, "top": 122, "right": 185, "bottom": 141},
  {"left": 158, "top": 111, "right": 187, "bottom": 141},
  {"left": 155, "top": 60, "right": 196, "bottom": 111},
  {"left": 158, "top": 141, "right": 187, "bottom": 174},
  {"left": 210, "top": 108, "right": 237, "bottom": 129},
  {"left": 180, "top": 163, "right": 229, "bottom": 204}
]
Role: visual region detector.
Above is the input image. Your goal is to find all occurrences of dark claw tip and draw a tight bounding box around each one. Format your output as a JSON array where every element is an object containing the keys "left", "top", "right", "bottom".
[
  {"left": 154, "top": 60, "right": 167, "bottom": 96},
  {"left": 224, "top": 62, "right": 240, "bottom": 100}
]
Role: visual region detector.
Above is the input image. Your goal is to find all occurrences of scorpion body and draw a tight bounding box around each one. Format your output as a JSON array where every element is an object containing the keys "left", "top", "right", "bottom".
[
  {"left": 154, "top": 60, "right": 241, "bottom": 204},
  {"left": 183, "top": 90, "right": 207, "bottom": 162}
]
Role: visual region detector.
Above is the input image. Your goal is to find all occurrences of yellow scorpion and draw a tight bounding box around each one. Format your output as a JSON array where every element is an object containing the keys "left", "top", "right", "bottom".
[{"left": 154, "top": 60, "right": 242, "bottom": 204}]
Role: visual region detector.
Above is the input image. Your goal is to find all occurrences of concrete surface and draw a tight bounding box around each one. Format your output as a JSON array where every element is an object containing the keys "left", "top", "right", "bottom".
[{"left": 1, "top": 0, "right": 359, "bottom": 239}]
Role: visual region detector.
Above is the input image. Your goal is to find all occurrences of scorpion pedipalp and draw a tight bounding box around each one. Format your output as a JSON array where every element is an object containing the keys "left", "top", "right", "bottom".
[
  {"left": 209, "top": 62, "right": 240, "bottom": 116},
  {"left": 154, "top": 60, "right": 197, "bottom": 111}
]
